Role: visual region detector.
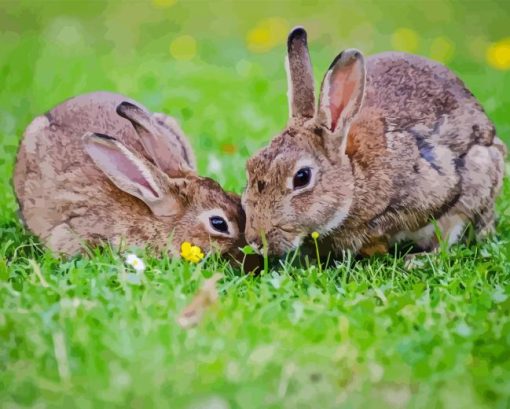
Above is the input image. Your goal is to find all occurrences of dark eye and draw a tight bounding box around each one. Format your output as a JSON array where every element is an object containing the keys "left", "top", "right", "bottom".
[
  {"left": 293, "top": 167, "right": 312, "bottom": 190},
  {"left": 209, "top": 216, "right": 229, "bottom": 234}
]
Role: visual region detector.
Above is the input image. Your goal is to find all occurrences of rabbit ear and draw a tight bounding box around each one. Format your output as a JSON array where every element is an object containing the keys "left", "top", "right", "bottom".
[
  {"left": 286, "top": 27, "right": 315, "bottom": 119},
  {"left": 317, "top": 49, "right": 366, "bottom": 148},
  {"left": 83, "top": 132, "right": 179, "bottom": 217},
  {"left": 116, "top": 102, "right": 191, "bottom": 177}
]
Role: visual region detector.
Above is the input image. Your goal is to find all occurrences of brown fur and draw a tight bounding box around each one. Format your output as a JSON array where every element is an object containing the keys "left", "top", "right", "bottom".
[
  {"left": 13, "top": 91, "right": 246, "bottom": 258},
  {"left": 243, "top": 28, "right": 507, "bottom": 257}
]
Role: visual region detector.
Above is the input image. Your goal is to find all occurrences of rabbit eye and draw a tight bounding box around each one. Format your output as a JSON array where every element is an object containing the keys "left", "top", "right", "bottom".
[
  {"left": 209, "top": 216, "right": 229, "bottom": 234},
  {"left": 293, "top": 167, "right": 312, "bottom": 190}
]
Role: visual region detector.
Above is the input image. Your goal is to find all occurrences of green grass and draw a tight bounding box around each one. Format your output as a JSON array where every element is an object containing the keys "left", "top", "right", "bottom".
[{"left": 1, "top": 1, "right": 510, "bottom": 408}]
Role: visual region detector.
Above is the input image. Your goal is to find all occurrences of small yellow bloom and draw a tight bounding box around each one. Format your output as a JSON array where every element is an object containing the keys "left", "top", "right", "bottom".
[
  {"left": 311, "top": 231, "right": 319, "bottom": 240},
  {"left": 487, "top": 38, "right": 510, "bottom": 70},
  {"left": 181, "top": 241, "right": 205, "bottom": 263}
]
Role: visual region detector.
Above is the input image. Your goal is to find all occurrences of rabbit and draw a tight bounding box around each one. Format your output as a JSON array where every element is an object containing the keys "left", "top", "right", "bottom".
[
  {"left": 13, "top": 91, "right": 248, "bottom": 259},
  {"left": 242, "top": 27, "right": 507, "bottom": 258}
]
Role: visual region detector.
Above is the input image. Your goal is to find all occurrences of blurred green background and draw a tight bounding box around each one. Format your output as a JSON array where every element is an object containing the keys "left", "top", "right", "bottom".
[
  {"left": 1, "top": 0, "right": 509, "bottom": 208},
  {"left": 1, "top": 2, "right": 510, "bottom": 408}
]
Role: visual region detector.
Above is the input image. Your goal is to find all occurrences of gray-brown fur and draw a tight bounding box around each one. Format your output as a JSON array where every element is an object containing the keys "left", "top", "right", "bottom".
[
  {"left": 243, "top": 28, "right": 507, "bottom": 257},
  {"left": 13, "top": 91, "right": 246, "bottom": 258}
]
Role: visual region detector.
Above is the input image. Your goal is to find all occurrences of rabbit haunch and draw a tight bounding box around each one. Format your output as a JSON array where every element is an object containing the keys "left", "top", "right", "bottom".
[
  {"left": 242, "top": 27, "right": 506, "bottom": 257},
  {"left": 13, "top": 91, "right": 246, "bottom": 257}
]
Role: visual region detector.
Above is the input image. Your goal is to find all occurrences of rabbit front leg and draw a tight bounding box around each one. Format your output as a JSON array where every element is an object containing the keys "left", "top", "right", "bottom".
[
  {"left": 401, "top": 212, "right": 468, "bottom": 269},
  {"left": 391, "top": 212, "right": 467, "bottom": 252}
]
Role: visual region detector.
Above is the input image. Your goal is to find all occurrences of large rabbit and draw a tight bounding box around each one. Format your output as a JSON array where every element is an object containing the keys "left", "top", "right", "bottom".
[
  {"left": 242, "top": 27, "right": 506, "bottom": 258},
  {"left": 13, "top": 92, "right": 247, "bottom": 258}
]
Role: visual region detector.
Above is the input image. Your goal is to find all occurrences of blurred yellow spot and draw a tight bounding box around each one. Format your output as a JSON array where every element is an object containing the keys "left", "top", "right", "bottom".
[
  {"left": 221, "top": 143, "right": 237, "bottom": 154},
  {"left": 311, "top": 231, "right": 319, "bottom": 240},
  {"left": 429, "top": 36, "right": 455, "bottom": 63},
  {"left": 391, "top": 28, "right": 419, "bottom": 53},
  {"left": 247, "top": 17, "right": 289, "bottom": 53},
  {"left": 170, "top": 35, "right": 197, "bottom": 61},
  {"left": 486, "top": 38, "right": 510, "bottom": 70},
  {"left": 152, "top": 0, "right": 176, "bottom": 8}
]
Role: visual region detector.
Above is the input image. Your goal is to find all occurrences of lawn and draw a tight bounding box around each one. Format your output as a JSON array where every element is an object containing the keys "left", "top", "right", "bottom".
[{"left": 1, "top": 1, "right": 510, "bottom": 408}]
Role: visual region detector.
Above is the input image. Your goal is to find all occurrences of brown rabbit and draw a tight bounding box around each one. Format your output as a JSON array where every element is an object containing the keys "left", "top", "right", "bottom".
[
  {"left": 242, "top": 27, "right": 507, "bottom": 258},
  {"left": 13, "top": 91, "right": 247, "bottom": 258}
]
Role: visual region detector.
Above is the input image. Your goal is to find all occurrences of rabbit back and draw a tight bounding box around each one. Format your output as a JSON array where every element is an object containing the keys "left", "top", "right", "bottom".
[
  {"left": 339, "top": 52, "right": 505, "bottom": 251},
  {"left": 364, "top": 52, "right": 495, "bottom": 152},
  {"left": 13, "top": 92, "right": 190, "bottom": 254}
]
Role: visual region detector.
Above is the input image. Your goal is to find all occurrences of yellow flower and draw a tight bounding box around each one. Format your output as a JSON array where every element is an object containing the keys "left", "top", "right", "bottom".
[
  {"left": 246, "top": 17, "right": 289, "bottom": 53},
  {"left": 311, "top": 231, "right": 319, "bottom": 240},
  {"left": 181, "top": 241, "right": 205, "bottom": 263},
  {"left": 487, "top": 38, "right": 510, "bottom": 70}
]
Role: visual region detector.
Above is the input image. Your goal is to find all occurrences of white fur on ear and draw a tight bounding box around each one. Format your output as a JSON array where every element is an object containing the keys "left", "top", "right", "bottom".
[
  {"left": 318, "top": 70, "right": 333, "bottom": 131},
  {"left": 285, "top": 55, "right": 294, "bottom": 119}
]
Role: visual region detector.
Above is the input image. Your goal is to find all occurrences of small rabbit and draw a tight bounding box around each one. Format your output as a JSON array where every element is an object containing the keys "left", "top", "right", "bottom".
[
  {"left": 13, "top": 91, "right": 247, "bottom": 258},
  {"left": 242, "top": 27, "right": 507, "bottom": 258}
]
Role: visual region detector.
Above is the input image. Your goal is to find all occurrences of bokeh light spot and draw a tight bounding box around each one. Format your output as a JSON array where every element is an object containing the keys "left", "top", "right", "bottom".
[
  {"left": 247, "top": 17, "right": 289, "bottom": 53},
  {"left": 170, "top": 35, "right": 197, "bottom": 61},
  {"left": 429, "top": 36, "right": 455, "bottom": 63},
  {"left": 236, "top": 59, "right": 253, "bottom": 77},
  {"left": 391, "top": 28, "right": 419, "bottom": 53},
  {"left": 221, "top": 143, "right": 237, "bottom": 154},
  {"left": 486, "top": 38, "right": 510, "bottom": 70},
  {"left": 46, "top": 17, "right": 84, "bottom": 47}
]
